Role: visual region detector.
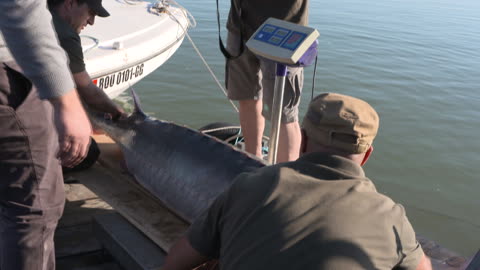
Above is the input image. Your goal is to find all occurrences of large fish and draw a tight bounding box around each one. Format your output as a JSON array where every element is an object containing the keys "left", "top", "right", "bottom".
[
  {"left": 90, "top": 90, "right": 468, "bottom": 269},
  {"left": 88, "top": 90, "right": 266, "bottom": 223}
]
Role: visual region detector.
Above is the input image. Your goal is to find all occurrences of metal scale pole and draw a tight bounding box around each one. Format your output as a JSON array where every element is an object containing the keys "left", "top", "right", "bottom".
[
  {"left": 244, "top": 18, "right": 319, "bottom": 164},
  {"left": 267, "top": 64, "right": 287, "bottom": 165},
  {"left": 266, "top": 40, "right": 318, "bottom": 164}
]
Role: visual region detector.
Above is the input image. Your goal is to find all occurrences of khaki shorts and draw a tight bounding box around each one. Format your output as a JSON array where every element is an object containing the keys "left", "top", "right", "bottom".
[{"left": 225, "top": 32, "right": 304, "bottom": 123}]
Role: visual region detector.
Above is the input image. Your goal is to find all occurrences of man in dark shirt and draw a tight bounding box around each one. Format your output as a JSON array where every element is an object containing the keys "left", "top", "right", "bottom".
[
  {"left": 48, "top": 0, "right": 125, "bottom": 171},
  {"left": 163, "top": 93, "right": 433, "bottom": 270}
]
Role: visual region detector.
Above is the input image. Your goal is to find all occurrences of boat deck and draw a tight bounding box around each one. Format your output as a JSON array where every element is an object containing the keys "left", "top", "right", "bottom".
[
  {"left": 56, "top": 134, "right": 188, "bottom": 269},
  {"left": 56, "top": 178, "right": 120, "bottom": 269},
  {"left": 54, "top": 135, "right": 469, "bottom": 270}
]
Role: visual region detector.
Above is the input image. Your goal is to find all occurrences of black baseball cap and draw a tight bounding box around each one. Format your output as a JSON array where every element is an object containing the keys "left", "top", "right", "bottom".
[{"left": 85, "top": 0, "right": 110, "bottom": 17}]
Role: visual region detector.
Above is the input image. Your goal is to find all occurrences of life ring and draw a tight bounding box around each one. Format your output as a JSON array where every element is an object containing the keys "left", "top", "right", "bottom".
[{"left": 199, "top": 122, "right": 269, "bottom": 157}]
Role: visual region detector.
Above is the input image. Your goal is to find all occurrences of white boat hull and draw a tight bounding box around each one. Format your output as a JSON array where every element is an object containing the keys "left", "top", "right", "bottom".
[{"left": 80, "top": 0, "right": 189, "bottom": 98}]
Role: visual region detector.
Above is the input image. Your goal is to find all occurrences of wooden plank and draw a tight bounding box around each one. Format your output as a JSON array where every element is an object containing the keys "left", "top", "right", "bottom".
[
  {"left": 60, "top": 198, "right": 114, "bottom": 228},
  {"left": 57, "top": 250, "right": 121, "bottom": 270},
  {"left": 70, "top": 162, "right": 188, "bottom": 252},
  {"left": 72, "top": 263, "right": 122, "bottom": 270},
  {"left": 94, "top": 212, "right": 166, "bottom": 270},
  {"left": 64, "top": 183, "right": 99, "bottom": 202},
  {"left": 92, "top": 134, "right": 126, "bottom": 171},
  {"left": 465, "top": 249, "right": 480, "bottom": 270},
  {"left": 55, "top": 223, "right": 102, "bottom": 258},
  {"left": 417, "top": 235, "right": 467, "bottom": 269}
]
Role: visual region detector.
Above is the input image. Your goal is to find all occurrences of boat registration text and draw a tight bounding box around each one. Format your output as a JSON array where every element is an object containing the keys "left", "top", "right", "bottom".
[{"left": 93, "top": 63, "right": 145, "bottom": 89}]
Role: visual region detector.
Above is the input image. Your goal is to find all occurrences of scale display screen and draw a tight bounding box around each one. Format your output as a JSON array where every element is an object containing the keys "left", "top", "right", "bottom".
[
  {"left": 246, "top": 17, "right": 319, "bottom": 65},
  {"left": 254, "top": 24, "right": 307, "bottom": 51}
]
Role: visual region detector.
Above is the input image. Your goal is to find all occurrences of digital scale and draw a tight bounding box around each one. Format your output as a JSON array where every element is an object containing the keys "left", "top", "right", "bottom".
[
  {"left": 246, "top": 18, "right": 319, "bottom": 65},
  {"left": 246, "top": 18, "right": 319, "bottom": 164}
]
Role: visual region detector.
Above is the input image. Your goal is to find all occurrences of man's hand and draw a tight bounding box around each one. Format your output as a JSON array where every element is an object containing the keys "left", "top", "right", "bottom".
[
  {"left": 108, "top": 105, "right": 127, "bottom": 121},
  {"left": 416, "top": 254, "right": 433, "bottom": 270},
  {"left": 163, "top": 235, "right": 209, "bottom": 270},
  {"left": 50, "top": 89, "right": 92, "bottom": 167}
]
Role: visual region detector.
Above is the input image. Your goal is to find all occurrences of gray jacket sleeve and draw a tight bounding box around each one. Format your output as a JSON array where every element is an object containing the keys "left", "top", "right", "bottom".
[{"left": 0, "top": 0, "right": 75, "bottom": 99}]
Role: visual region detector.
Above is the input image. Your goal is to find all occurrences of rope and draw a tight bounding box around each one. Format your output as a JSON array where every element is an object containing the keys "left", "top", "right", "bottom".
[
  {"left": 162, "top": 0, "right": 239, "bottom": 113},
  {"left": 200, "top": 126, "right": 241, "bottom": 134},
  {"left": 184, "top": 33, "right": 239, "bottom": 112},
  {"left": 122, "top": 0, "right": 144, "bottom": 5},
  {"left": 162, "top": 0, "right": 196, "bottom": 28},
  {"left": 80, "top": 35, "right": 100, "bottom": 54}
]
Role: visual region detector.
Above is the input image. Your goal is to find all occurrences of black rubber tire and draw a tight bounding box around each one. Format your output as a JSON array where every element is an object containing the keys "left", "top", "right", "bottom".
[{"left": 199, "top": 122, "right": 241, "bottom": 143}]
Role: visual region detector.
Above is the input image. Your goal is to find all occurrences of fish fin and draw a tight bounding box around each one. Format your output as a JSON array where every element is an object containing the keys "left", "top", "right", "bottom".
[{"left": 130, "top": 88, "right": 147, "bottom": 117}]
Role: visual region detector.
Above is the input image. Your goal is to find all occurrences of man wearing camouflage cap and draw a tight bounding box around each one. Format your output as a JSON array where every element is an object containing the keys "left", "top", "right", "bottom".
[{"left": 163, "top": 93, "right": 432, "bottom": 270}]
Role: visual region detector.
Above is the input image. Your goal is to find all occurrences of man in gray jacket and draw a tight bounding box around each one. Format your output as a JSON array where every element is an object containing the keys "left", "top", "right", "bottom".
[{"left": 0, "top": 0, "right": 91, "bottom": 269}]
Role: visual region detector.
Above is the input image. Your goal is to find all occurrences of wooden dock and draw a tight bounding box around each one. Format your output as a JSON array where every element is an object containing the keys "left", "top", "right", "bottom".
[{"left": 55, "top": 134, "right": 188, "bottom": 269}]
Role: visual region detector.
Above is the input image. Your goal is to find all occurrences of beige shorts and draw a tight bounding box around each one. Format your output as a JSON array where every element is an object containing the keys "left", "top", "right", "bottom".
[{"left": 225, "top": 32, "right": 304, "bottom": 123}]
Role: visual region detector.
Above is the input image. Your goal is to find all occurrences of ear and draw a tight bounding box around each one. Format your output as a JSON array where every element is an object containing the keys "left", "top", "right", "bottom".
[
  {"left": 65, "top": 0, "right": 75, "bottom": 9},
  {"left": 360, "top": 146, "right": 373, "bottom": 166},
  {"left": 300, "top": 129, "right": 308, "bottom": 154}
]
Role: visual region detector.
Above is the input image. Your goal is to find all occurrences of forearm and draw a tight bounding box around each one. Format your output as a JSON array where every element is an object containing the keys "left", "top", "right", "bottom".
[
  {"left": 78, "top": 82, "right": 119, "bottom": 113},
  {"left": 0, "top": 0, "right": 74, "bottom": 99},
  {"left": 72, "top": 71, "right": 122, "bottom": 116},
  {"left": 416, "top": 254, "right": 433, "bottom": 270},
  {"left": 163, "top": 236, "right": 209, "bottom": 270},
  {"left": 49, "top": 89, "right": 92, "bottom": 167}
]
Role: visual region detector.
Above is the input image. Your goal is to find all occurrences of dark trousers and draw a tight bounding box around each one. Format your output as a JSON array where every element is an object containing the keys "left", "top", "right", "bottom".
[{"left": 0, "top": 62, "right": 65, "bottom": 270}]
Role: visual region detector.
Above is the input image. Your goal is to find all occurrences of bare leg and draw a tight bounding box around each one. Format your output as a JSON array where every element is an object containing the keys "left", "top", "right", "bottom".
[
  {"left": 277, "top": 121, "right": 301, "bottom": 163},
  {"left": 239, "top": 99, "right": 265, "bottom": 158}
]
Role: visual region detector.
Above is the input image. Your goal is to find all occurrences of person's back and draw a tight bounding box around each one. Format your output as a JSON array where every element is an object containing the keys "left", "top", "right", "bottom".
[
  {"left": 227, "top": 0, "right": 309, "bottom": 38},
  {"left": 188, "top": 152, "right": 422, "bottom": 270},
  {"left": 163, "top": 93, "right": 431, "bottom": 270}
]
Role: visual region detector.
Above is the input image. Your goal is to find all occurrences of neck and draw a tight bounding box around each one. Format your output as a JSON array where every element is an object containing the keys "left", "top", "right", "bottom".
[
  {"left": 303, "top": 144, "right": 366, "bottom": 166},
  {"left": 51, "top": 5, "right": 70, "bottom": 24}
]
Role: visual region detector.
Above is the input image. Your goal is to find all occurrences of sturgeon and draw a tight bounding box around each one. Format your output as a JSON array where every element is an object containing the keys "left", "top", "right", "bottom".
[
  {"left": 90, "top": 90, "right": 468, "bottom": 269},
  {"left": 89, "top": 90, "right": 266, "bottom": 223}
]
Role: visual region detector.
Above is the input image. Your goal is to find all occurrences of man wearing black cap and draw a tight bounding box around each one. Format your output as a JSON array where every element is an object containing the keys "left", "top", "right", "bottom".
[{"left": 48, "top": 0, "right": 125, "bottom": 172}]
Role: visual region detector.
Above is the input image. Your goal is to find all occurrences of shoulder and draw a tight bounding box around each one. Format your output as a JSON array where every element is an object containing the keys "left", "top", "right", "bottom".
[
  {"left": 350, "top": 187, "right": 407, "bottom": 221},
  {"left": 229, "top": 165, "right": 280, "bottom": 195},
  {"left": 52, "top": 14, "right": 74, "bottom": 37},
  {"left": 57, "top": 28, "right": 81, "bottom": 48},
  {"left": 51, "top": 15, "right": 81, "bottom": 47}
]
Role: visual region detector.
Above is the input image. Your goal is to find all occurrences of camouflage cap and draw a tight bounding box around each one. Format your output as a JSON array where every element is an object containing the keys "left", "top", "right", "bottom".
[{"left": 302, "top": 93, "right": 379, "bottom": 154}]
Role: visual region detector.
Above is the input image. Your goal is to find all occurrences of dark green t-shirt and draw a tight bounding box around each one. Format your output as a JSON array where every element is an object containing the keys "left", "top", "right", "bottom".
[
  {"left": 51, "top": 12, "right": 86, "bottom": 74},
  {"left": 227, "top": 0, "right": 309, "bottom": 38},
  {"left": 188, "top": 153, "right": 424, "bottom": 270}
]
